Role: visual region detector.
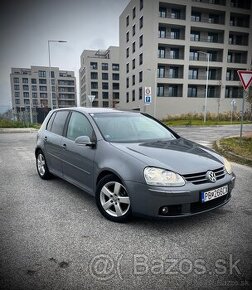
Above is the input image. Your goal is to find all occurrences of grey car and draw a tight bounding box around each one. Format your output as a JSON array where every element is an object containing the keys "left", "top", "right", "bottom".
[{"left": 35, "top": 107, "right": 235, "bottom": 222}]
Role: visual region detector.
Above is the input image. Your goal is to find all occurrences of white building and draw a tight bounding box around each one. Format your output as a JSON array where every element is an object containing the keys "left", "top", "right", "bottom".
[
  {"left": 10, "top": 66, "right": 77, "bottom": 113},
  {"left": 118, "top": 0, "right": 252, "bottom": 119},
  {"left": 79, "top": 46, "right": 120, "bottom": 108}
]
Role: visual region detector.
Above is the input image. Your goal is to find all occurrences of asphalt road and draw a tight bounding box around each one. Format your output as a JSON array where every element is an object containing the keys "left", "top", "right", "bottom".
[{"left": 0, "top": 127, "right": 252, "bottom": 290}]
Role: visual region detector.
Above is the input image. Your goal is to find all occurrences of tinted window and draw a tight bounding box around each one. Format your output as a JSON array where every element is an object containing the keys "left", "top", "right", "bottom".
[
  {"left": 66, "top": 112, "right": 94, "bottom": 141},
  {"left": 50, "top": 111, "right": 69, "bottom": 136}
]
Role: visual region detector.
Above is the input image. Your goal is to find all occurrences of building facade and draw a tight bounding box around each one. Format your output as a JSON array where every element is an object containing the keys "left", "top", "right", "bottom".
[
  {"left": 118, "top": 0, "right": 252, "bottom": 119},
  {"left": 79, "top": 46, "right": 120, "bottom": 107},
  {"left": 10, "top": 66, "right": 77, "bottom": 114}
]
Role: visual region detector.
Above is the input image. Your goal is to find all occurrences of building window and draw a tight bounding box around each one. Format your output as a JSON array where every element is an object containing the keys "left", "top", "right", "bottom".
[
  {"left": 14, "top": 85, "right": 19, "bottom": 90},
  {"left": 159, "top": 27, "right": 166, "bottom": 38},
  {"left": 23, "top": 92, "right": 29, "bottom": 98},
  {"left": 139, "top": 35, "right": 143, "bottom": 47},
  {"left": 169, "top": 66, "right": 179, "bottom": 78},
  {"left": 190, "top": 30, "right": 200, "bottom": 41},
  {"left": 132, "top": 41, "right": 136, "bottom": 53},
  {"left": 39, "top": 79, "right": 47, "bottom": 84},
  {"left": 170, "top": 48, "right": 179, "bottom": 59},
  {"left": 32, "top": 93, "right": 37, "bottom": 98},
  {"left": 188, "top": 68, "right": 198, "bottom": 79},
  {"left": 112, "top": 73, "right": 119, "bottom": 80},
  {"left": 132, "top": 90, "right": 135, "bottom": 101},
  {"left": 22, "top": 78, "right": 28, "bottom": 84},
  {"left": 102, "top": 73, "right": 108, "bottom": 80},
  {"left": 38, "top": 70, "right": 46, "bottom": 78},
  {"left": 126, "top": 63, "right": 129, "bottom": 73},
  {"left": 90, "top": 62, "right": 98, "bottom": 69},
  {"left": 168, "top": 85, "right": 178, "bottom": 97},
  {"left": 15, "top": 99, "right": 20, "bottom": 104},
  {"left": 91, "top": 82, "right": 98, "bottom": 89},
  {"left": 158, "top": 47, "right": 165, "bottom": 58},
  {"left": 32, "top": 85, "right": 37, "bottom": 91},
  {"left": 51, "top": 71, "right": 55, "bottom": 78},
  {"left": 113, "top": 83, "right": 120, "bottom": 90},
  {"left": 190, "top": 50, "right": 199, "bottom": 60},
  {"left": 102, "top": 92, "right": 109, "bottom": 99},
  {"left": 24, "top": 99, "right": 30, "bottom": 105},
  {"left": 139, "top": 16, "right": 143, "bottom": 29},
  {"left": 132, "top": 58, "right": 136, "bottom": 69},
  {"left": 133, "top": 7, "right": 136, "bottom": 19},
  {"left": 40, "top": 93, "right": 48, "bottom": 98},
  {"left": 126, "top": 47, "right": 129, "bottom": 58},
  {"left": 15, "top": 92, "right": 20, "bottom": 98},
  {"left": 139, "top": 53, "right": 143, "bottom": 65},
  {"left": 188, "top": 86, "right": 197, "bottom": 97},
  {"left": 157, "top": 85, "right": 164, "bottom": 96},
  {"left": 171, "top": 28, "right": 180, "bottom": 39},
  {"left": 102, "top": 63, "right": 108, "bottom": 70},
  {"left": 126, "top": 77, "right": 129, "bottom": 88},
  {"left": 31, "top": 78, "right": 37, "bottom": 84},
  {"left": 39, "top": 86, "right": 47, "bottom": 91},
  {"left": 139, "top": 71, "right": 143, "bottom": 82},
  {"left": 171, "top": 9, "right": 180, "bottom": 19},
  {"left": 191, "top": 12, "right": 201, "bottom": 22},
  {"left": 102, "top": 82, "right": 109, "bottom": 90},
  {"left": 113, "top": 92, "right": 119, "bottom": 99},
  {"left": 103, "top": 101, "right": 109, "bottom": 108},
  {"left": 126, "top": 31, "right": 129, "bottom": 42},
  {"left": 139, "top": 87, "right": 143, "bottom": 99},
  {"left": 23, "top": 85, "right": 29, "bottom": 91},
  {"left": 159, "top": 7, "right": 166, "bottom": 18},
  {"left": 91, "top": 72, "right": 98, "bottom": 79},
  {"left": 126, "top": 92, "right": 129, "bottom": 103},
  {"left": 132, "top": 24, "right": 136, "bottom": 36},
  {"left": 14, "top": 78, "right": 19, "bottom": 83},
  {"left": 140, "top": 0, "right": 143, "bottom": 10},
  {"left": 158, "top": 66, "right": 165, "bottom": 78},
  {"left": 126, "top": 15, "right": 129, "bottom": 26},
  {"left": 112, "top": 63, "right": 119, "bottom": 71},
  {"left": 132, "top": 75, "right": 135, "bottom": 85}
]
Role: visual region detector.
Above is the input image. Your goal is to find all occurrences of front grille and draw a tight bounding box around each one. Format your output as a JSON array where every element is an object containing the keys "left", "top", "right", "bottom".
[{"left": 183, "top": 167, "right": 225, "bottom": 185}]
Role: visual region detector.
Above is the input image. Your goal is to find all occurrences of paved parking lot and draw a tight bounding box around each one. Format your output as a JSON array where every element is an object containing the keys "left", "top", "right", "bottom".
[{"left": 0, "top": 128, "right": 251, "bottom": 289}]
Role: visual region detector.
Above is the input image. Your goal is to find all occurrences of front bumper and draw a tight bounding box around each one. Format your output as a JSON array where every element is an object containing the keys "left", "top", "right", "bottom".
[{"left": 125, "top": 173, "right": 235, "bottom": 218}]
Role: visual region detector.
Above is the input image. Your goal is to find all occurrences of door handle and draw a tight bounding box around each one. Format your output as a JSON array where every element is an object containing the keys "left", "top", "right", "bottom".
[
  {"left": 62, "top": 144, "right": 67, "bottom": 149},
  {"left": 44, "top": 136, "right": 48, "bottom": 142}
]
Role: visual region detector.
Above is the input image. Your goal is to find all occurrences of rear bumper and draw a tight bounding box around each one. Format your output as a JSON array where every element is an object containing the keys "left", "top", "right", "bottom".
[{"left": 125, "top": 173, "right": 235, "bottom": 218}]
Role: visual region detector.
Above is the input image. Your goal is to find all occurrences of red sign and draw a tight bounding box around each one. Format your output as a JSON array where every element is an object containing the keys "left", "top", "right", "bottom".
[{"left": 237, "top": 70, "right": 252, "bottom": 90}]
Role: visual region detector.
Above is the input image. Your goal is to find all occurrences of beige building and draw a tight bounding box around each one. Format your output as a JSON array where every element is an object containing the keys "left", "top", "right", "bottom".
[
  {"left": 118, "top": 0, "right": 252, "bottom": 119},
  {"left": 10, "top": 66, "right": 77, "bottom": 113},
  {"left": 79, "top": 46, "right": 120, "bottom": 107}
]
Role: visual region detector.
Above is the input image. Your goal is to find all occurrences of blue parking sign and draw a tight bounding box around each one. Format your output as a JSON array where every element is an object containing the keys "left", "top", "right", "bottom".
[{"left": 144, "top": 95, "right": 152, "bottom": 104}]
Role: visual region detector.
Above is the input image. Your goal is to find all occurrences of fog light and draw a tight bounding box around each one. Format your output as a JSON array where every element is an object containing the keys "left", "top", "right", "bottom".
[{"left": 161, "top": 206, "right": 169, "bottom": 215}]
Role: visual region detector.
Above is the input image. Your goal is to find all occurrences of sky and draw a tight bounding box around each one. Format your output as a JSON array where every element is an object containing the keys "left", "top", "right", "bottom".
[{"left": 0, "top": 0, "right": 129, "bottom": 112}]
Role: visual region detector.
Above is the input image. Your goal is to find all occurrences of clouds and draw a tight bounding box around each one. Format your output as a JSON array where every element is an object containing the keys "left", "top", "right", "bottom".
[{"left": 0, "top": 0, "right": 129, "bottom": 109}]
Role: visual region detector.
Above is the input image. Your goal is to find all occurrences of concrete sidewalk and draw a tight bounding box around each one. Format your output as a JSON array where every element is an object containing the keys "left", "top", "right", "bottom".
[{"left": 0, "top": 128, "right": 38, "bottom": 133}]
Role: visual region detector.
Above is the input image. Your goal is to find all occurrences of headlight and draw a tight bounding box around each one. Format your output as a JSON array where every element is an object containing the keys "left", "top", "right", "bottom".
[
  {"left": 223, "top": 157, "right": 232, "bottom": 174},
  {"left": 144, "top": 167, "right": 185, "bottom": 187}
]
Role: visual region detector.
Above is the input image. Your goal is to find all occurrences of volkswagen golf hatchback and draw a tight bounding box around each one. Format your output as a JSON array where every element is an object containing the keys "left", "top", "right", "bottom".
[{"left": 35, "top": 107, "right": 235, "bottom": 222}]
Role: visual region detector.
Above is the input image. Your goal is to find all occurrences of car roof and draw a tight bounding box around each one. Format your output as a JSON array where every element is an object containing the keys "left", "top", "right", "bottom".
[{"left": 54, "top": 107, "right": 139, "bottom": 114}]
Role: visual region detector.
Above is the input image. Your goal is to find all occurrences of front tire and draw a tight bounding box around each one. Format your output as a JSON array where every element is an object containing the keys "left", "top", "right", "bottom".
[
  {"left": 36, "top": 151, "right": 52, "bottom": 180},
  {"left": 96, "top": 175, "right": 132, "bottom": 222}
]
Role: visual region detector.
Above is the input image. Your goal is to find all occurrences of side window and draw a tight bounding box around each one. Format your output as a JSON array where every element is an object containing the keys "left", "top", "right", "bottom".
[
  {"left": 50, "top": 111, "right": 69, "bottom": 136},
  {"left": 46, "top": 112, "right": 56, "bottom": 131},
  {"left": 66, "top": 112, "right": 94, "bottom": 141}
]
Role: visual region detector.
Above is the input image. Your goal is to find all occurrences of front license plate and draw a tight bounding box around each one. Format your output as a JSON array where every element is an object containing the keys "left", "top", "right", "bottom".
[{"left": 201, "top": 185, "right": 228, "bottom": 203}]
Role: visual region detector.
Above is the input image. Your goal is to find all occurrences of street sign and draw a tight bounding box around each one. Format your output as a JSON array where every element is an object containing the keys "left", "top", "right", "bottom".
[
  {"left": 237, "top": 70, "right": 252, "bottom": 90},
  {"left": 144, "top": 95, "right": 152, "bottom": 105},
  {"left": 88, "top": 95, "right": 96, "bottom": 103}
]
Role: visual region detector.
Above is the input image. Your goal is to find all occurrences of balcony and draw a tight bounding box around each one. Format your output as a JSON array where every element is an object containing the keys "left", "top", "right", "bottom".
[
  {"left": 157, "top": 84, "right": 183, "bottom": 97},
  {"left": 227, "top": 51, "right": 247, "bottom": 64},
  {"left": 159, "top": 3, "right": 186, "bottom": 20},
  {"left": 192, "top": 0, "right": 226, "bottom": 5},
  {"left": 230, "top": 14, "right": 250, "bottom": 28},
  {"left": 191, "top": 12, "right": 225, "bottom": 25}
]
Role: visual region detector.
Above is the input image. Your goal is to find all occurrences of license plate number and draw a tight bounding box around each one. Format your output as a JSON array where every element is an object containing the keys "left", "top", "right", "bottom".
[{"left": 201, "top": 185, "right": 228, "bottom": 203}]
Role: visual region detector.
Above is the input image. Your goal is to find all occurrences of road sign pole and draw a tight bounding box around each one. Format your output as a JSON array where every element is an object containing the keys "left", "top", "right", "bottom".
[{"left": 239, "top": 90, "right": 247, "bottom": 144}]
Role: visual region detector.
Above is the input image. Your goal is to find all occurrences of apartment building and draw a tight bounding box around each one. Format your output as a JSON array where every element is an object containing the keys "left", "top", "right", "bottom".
[
  {"left": 10, "top": 66, "right": 77, "bottom": 113},
  {"left": 119, "top": 0, "right": 252, "bottom": 119},
  {"left": 79, "top": 46, "right": 120, "bottom": 107}
]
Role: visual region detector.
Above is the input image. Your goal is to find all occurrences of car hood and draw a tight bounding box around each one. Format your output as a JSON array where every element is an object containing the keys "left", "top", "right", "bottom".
[{"left": 110, "top": 138, "right": 224, "bottom": 175}]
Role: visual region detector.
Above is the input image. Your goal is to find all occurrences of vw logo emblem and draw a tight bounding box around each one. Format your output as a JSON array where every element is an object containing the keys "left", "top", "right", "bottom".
[{"left": 206, "top": 171, "right": 216, "bottom": 183}]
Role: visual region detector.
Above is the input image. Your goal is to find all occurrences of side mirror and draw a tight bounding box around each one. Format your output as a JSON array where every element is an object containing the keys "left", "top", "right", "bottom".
[{"left": 75, "top": 136, "right": 96, "bottom": 147}]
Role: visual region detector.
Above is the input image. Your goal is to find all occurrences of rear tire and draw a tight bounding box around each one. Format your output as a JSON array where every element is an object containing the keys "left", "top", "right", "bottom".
[
  {"left": 96, "top": 174, "right": 132, "bottom": 222},
  {"left": 36, "top": 150, "right": 52, "bottom": 180}
]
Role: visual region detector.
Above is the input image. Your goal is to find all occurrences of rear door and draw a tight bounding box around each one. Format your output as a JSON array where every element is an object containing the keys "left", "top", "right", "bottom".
[
  {"left": 44, "top": 110, "right": 70, "bottom": 177},
  {"left": 61, "top": 111, "right": 96, "bottom": 194}
]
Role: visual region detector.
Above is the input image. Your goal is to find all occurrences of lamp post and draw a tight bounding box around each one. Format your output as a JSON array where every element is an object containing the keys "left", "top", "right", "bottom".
[
  {"left": 197, "top": 51, "right": 209, "bottom": 123},
  {"left": 48, "top": 40, "right": 67, "bottom": 110}
]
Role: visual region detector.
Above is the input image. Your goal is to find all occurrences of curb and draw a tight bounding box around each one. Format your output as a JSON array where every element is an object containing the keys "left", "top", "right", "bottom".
[
  {"left": 213, "top": 137, "right": 252, "bottom": 167},
  {"left": 0, "top": 128, "right": 38, "bottom": 133}
]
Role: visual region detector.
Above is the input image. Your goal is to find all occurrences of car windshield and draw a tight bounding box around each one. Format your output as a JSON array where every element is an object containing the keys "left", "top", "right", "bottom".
[{"left": 91, "top": 112, "right": 176, "bottom": 143}]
